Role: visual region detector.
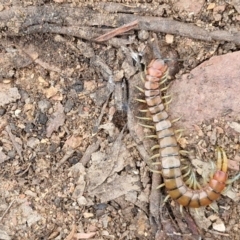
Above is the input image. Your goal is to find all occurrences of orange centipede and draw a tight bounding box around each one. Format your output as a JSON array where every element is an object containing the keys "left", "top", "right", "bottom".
[{"left": 143, "top": 59, "right": 228, "bottom": 208}]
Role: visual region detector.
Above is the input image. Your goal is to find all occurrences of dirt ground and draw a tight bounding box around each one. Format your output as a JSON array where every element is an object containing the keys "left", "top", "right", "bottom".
[{"left": 1, "top": 0, "right": 240, "bottom": 239}]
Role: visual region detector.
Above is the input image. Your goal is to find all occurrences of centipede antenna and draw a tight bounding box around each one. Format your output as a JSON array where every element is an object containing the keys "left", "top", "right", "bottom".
[
  {"left": 151, "top": 145, "right": 160, "bottom": 151},
  {"left": 149, "top": 153, "right": 160, "bottom": 160},
  {"left": 135, "top": 85, "right": 144, "bottom": 93},
  {"left": 156, "top": 183, "right": 165, "bottom": 189},
  {"left": 136, "top": 116, "right": 152, "bottom": 121},
  {"left": 135, "top": 98, "right": 147, "bottom": 103},
  {"left": 139, "top": 109, "right": 148, "bottom": 113},
  {"left": 144, "top": 135, "right": 158, "bottom": 139},
  {"left": 138, "top": 123, "right": 155, "bottom": 129}
]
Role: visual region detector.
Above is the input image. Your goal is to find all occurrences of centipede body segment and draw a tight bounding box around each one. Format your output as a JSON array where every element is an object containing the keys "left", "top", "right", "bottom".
[{"left": 143, "top": 59, "right": 228, "bottom": 208}]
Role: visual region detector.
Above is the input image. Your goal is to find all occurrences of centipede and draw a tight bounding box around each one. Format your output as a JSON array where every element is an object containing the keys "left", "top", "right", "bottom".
[{"left": 141, "top": 59, "right": 228, "bottom": 208}]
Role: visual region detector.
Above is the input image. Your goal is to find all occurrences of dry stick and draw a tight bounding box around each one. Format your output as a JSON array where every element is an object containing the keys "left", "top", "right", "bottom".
[
  {"left": 0, "top": 200, "right": 15, "bottom": 222},
  {"left": 80, "top": 141, "right": 100, "bottom": 167},
  {"left": 54, "top": 149, "right": 75, "bottom": 170},
  {"left": 92, "top": 93, "right": 112, "bottom": 135},
  {"left": 5, "top": 125, "right": 23, "bottom": 160},
  {"left": 0, "top": 5, "right": 240, "bottom": 45},
  {"left": 64, "top": 224, "right": 76, "bottom": 240},
  {"left": 95, "top": 20, "right": 138, "bottom": 42}
]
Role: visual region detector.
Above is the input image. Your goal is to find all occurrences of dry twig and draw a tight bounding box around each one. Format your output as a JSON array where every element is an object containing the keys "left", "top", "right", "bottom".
[
  {"left": 0, "top": 5, "right": 240, "bottom": 45},
  {"left": 95, "top": 20, "right": 138, "bottom": 42},
  {"left": 0, "top": 199, "right": 15, "bottom": 222}
]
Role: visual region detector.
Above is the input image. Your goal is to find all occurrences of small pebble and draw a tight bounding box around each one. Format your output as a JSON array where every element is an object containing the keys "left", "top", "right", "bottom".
[
  {"left": 64, "top": 99, "right": 75, "bottom": 113},
  {"left": 138, "top": 30, "right": 149, "bottom": 41},
  {"left": 38, "top": 112, "right": 48, "bottom": 125},
  {"left": 38, "top": 99, "right": 51, "bottom": 112},
  {"left": 77, "top": 196, "right": 87, "bottom": 206},
  {"left": 72, "top": 82, "right": 83, "bottom": 93},
  {"left": 8, "top": 150, "right": 16, "bottom": 159},
  {"left": 0, "top": 108, "right": 6, "bottom": 116},
  {"left": 24, "top": 123, "right": 34, "bottom": 133}
]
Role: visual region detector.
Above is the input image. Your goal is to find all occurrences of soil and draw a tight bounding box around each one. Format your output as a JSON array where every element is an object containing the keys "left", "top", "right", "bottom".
[{"left": 0, "top": 0, "right": 240, "bottom": 239}]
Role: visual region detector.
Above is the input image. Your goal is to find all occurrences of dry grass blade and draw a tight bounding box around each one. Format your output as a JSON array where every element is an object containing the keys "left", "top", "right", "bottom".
[{"left": 95, "top": 20, "right": 138, "bottom": 42}]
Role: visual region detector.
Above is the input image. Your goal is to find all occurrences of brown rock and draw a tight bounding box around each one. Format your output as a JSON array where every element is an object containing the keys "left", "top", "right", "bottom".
[
  {"left": 173, "top": 0, "right": 204, "bottom": 15},
  {"left": 168, "top": 51, "right": 240, "bottom": 133}
]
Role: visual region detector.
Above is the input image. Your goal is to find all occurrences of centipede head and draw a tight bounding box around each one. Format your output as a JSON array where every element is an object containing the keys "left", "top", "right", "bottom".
[{"left": 147, "top": 59, "right": 168, "bottom": 79}]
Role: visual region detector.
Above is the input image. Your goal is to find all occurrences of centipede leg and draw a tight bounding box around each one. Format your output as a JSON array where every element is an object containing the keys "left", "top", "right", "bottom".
[
  {"left": 163, "top": 194, "right": 171, "bottom": 203},
  {"left": 136, "top": 116, "right": 152, "bottom": 121},
  {"left": 175, "top": 129, "right": 185, "bottom": 140},
  {"left": 156, "top": 183, "right": 165, "bottom": 189},
  {"left": 149, "top": 153, "right": 160, "bottom": 160},
  {"left": 163, "top": 97, "right": 172, "bottom": 109},
  {"left": 135, "top": 85, "right": 144, "bottom": 93},
  {"left": 149, "top": 168, "right": 162, "bottom": 174},
  {"left": 172, "top": 117, "right": 182, "bottom": 123},
  {"left": 139, "top": 109, "right": 149, "bottom": 113},
  {"left": 145, "top": 135, "right": 158, "bottom": 139},
  {"left": 135, "top": 98, "right": 147, "bottom": 103},
  {"left": 179, "top": 150, "right": 189, "bottom": 155},
  {"left": 162, "top": 95, "right": 172, "bottom": 100},
  {"left": 160, "top": 84, "right": 170, "bottom": 92},
  {"left": 152, "top": 161, "right": 161, "bottom": 165},
  {"left": 151, "top": 145, "right": 160, "bottom": 151}
]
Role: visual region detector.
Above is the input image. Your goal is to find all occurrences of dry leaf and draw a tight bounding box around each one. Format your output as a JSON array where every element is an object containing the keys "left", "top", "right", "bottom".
[
  {"left": 44, "top": 86, "right": 59, "bottom": 98},
  {"left": 212, "top": 218, "right": 226, "bottom": 232},
  {"left": 90, "top": 174, "right": 140, "bottom": 202},
  {"left": 63, "top": 135, "right": 82, "bottom": 150}
]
